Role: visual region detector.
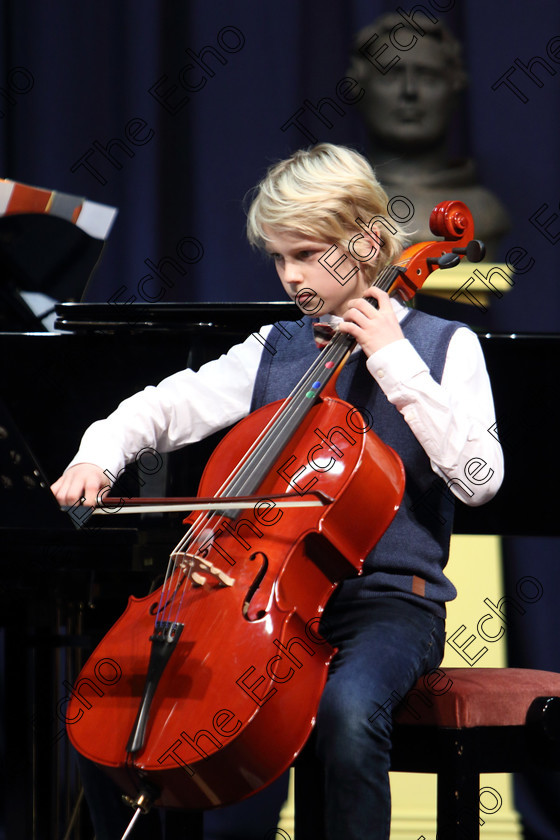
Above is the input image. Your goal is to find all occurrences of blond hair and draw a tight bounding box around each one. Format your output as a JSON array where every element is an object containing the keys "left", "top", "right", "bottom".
[{"left": 246, "top": 143, "right": 407, "bottom": 279}]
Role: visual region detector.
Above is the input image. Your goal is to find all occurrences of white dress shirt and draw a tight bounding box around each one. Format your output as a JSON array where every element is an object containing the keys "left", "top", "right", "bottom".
[{"left": 68, "top": 300, "right": 504, "bottom": 506}]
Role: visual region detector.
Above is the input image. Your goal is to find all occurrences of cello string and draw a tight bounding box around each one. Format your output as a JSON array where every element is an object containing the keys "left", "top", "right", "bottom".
[
  {"left": 154, "top": 265, "right": 400, "bottom": 625},
  {"left": 163, "top": 272, "right": 400, "bottom": 606},
  {"left": 168, "top": 328, "right": 346, "bottom": 557},
  {"left": 220, "top": 330, "right": 352, "bottom": 493},
  {"left": 223, "top": 334, "right": 352, "bottom": 498},
  {"left": 154, "top": 335, "right": 347, "bottom": 625},
  {"left": 217, "top": 263, "right": 400, "bottom": 497},
  {"left": 155, "top": 321, "right": 361, "bottom": 625},
  {"left": 160, "top": 333, "right": 358, "bottom": 623}
]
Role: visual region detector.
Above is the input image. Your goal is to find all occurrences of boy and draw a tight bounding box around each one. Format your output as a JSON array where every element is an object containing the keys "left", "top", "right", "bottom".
[{"left": 52, "top": 143, "right": 503, "bottom": 839}]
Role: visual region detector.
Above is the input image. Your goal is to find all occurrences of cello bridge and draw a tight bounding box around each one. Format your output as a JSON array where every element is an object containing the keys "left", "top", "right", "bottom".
[{"left": 172, "top": 552, "right": 235, "bottom": 588}]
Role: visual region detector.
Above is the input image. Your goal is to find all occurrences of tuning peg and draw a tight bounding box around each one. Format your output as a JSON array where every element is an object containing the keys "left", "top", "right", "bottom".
[
  {"left": 427, "top": 252, "right": 462, "bottom": 270},
  {"left": 452, "top": 239, "right": 486, "bottom": 262}
]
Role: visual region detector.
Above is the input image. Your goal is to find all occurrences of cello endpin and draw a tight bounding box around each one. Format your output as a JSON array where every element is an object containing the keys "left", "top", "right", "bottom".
[
  {"left": 120, "top": 786, "right": 158, "bottom": 839},
  {"left": 119, "top": 805, "right": 143, "bottom": 840}
]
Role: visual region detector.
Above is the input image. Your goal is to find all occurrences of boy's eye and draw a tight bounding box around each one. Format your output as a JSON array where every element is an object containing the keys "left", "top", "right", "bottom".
[{"left": 267, "top": 248, "right": 317, "bottom": 262}]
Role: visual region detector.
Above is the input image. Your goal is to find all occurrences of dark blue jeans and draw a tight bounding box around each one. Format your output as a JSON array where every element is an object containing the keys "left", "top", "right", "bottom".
[{"left": 313, "top": 595, "right": 446, "bottom": 840}]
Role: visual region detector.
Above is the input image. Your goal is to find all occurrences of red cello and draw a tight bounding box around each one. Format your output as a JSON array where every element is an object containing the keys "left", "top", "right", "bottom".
[{"left": 66, "top": 201, "right": 483, "bottom": 818}]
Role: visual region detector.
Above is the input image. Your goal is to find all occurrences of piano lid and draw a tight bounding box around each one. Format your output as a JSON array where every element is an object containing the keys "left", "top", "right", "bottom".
[{"left": 54, "top": 301, "right": 302, "bottom": 333}]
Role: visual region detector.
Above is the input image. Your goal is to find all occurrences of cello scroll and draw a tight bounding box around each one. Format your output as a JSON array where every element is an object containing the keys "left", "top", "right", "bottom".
[{"left": 380, "top": 199, "right": 485, "bottom": 302}]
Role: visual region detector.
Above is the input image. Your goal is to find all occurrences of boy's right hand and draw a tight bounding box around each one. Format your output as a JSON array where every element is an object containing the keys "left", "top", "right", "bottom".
[{"left": 50, "top": 463, "right": 108, "bottom": 508}]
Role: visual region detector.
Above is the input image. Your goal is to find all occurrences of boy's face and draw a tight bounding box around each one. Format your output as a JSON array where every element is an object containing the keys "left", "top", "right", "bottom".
[{"left": 264, "top": 228, "right": 371, "bottom": 318}]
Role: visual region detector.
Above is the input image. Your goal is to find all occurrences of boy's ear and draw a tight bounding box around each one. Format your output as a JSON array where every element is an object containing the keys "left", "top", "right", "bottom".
[{"left": 347, "top": 224, "right": 384, "bottom": 265}]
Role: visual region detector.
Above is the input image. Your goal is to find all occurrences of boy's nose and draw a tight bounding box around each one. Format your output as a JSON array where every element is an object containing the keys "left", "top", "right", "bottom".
[{"left": 283, "top": 262, "right": 303, "bottom": 283}]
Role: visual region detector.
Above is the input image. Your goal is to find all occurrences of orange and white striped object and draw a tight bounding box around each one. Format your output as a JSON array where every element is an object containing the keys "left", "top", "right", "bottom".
[{"left": 0, "top": 178, "right": 117, "bottom": 240}]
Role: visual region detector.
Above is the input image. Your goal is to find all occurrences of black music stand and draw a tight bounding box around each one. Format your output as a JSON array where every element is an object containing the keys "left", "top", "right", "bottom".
[{"left": 0, "top": 396, "right": 76, "bottom": 529}]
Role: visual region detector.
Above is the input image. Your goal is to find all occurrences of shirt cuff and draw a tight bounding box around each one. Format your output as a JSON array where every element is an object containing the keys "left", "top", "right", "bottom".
[{"left": 65, "top": 422, "right": 129, "bottom": 479}]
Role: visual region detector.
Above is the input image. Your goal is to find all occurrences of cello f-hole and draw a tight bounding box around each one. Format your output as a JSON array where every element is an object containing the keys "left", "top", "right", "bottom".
[{"left": 243, "top": 552, "right": 269, "bottom": 621}]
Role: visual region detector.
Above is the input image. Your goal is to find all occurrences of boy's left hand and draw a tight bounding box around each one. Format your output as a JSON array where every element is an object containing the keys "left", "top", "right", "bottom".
[{"left": 338, "top": 287, "right": 405, "bottom": 358}]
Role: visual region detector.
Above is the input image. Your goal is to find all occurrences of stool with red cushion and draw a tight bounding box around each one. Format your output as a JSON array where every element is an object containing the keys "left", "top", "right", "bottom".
[
  {"left": 390, "top": 667, "right": 560, "bottom": 839},
  {"left": 294, "top": 667, "right": 560, "bottom": 839}
]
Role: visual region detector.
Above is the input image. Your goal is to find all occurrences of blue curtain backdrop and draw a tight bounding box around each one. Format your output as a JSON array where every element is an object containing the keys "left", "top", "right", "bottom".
[
  {"left": 2, "top": 1, "right": 560, "bottom": 838},
  {"left": 2, "top": 0, "right": 559, "bottom": 329}
]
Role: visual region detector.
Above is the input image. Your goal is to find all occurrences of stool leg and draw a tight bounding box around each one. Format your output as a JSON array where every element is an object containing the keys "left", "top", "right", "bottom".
[{"left": 437, "top": 732, "right": 480, "bottom": 840}]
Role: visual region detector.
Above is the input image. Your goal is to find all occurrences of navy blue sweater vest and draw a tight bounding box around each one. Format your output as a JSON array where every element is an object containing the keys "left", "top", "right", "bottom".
[{"left": 250, "top": 309, "right": 466, "bottom": 618}]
